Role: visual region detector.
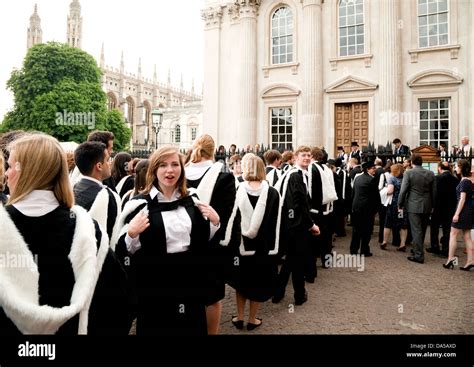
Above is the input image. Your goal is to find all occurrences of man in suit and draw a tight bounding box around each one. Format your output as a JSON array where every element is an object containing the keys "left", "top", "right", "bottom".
[
  {"left": 349, "top": 142, "right": 362, "bottom": 164},
  {"left": 73, "top": 141, "right": 121, "bottom": 240},
  {"left": 393, "top": 138, "right": 410, "bottom": 157},
  {"left": 428, "top": 162, "right": 459, "bottom": 256},
  {"left": 350, "top": 161, "right": 380, "bottom": 256},
  {"left": 398, "top": 154, "right": 436, "bottom": 264}
]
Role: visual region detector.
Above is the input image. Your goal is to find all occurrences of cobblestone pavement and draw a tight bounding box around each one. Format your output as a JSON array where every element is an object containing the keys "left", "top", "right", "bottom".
[{"left": 219, "top": 227, "right": 474, "bottom": 335}]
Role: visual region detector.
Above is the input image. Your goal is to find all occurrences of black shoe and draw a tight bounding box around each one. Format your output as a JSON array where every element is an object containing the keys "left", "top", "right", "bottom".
[
  {"left": 407, "top": 256, "right": 424, "bottom": 264},
  {"left": 294, "top": 292, "right": 308, "bottom": 306},
  {"left": 247, "top": 318, "right": 262, "bottom": 331},
  {"left": 305, "top": 277, "right": 315, "bottom": 284},
  {"left": 426, "top": 247, "right": 440, "bottom": 254},
  {"left": 363, "top": 252, "right": 373, "bottom": 257},
  {"left": 410, "top": 249, "right": 415, "bottom": 254},
  {"left": 443, "top": 257, "right": 457, "bottom": 270},
  {"left": 460, "top": 263, "right": 474, "bottom": 271},
  {"left": 231, "top": 316, "right": 244, "bottom": 330}
]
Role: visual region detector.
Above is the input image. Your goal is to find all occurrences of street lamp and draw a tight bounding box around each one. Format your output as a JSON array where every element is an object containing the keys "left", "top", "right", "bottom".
[{"left": 151, "top": 108, "right": 163, "bottom": 149}]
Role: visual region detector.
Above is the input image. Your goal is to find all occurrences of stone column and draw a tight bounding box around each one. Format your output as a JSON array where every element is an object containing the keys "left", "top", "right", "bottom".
[
  {"left": 202, "top": 6, "right": 223, "bottom": 142},
  {"left": 379, "top": 0, "right": 401, "bottom": 144},
  {"left": 300, "top": 0, "right": 323, "bottom": 147},
  {"left": 237, "top": 0, "right": 260, "bottom": 147}
]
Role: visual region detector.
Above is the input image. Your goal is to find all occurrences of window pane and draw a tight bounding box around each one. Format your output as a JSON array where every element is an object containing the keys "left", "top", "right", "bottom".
[
  {"left": 430, "top": 100, "right": 438, "bottom": 109},
  {"left": 419, "top": 26, "right": 427, "bottom": 37},
  {"left": 429, "top": 36, "right": 437, "bottom": 46},
  {"left": 439, "top": 99, "right": 448, "bottom": 108},
  {"left": 439, "top": 0, "right": 448, "bottom": 12},
  {"left": 440, "top": 131, "right": 449, "bottom": 139},
  {"left": 348, "top": 45, "right": 356, "bottom": 55},
  {"left": 348, "top": 26, "right": 355, "bottom": 36},
  {"left": 418, "top": 2, "right": 427, "bottom": 16},
  {"left": 420, "top": 111, "right": 428, "bottom": 120},
  {"left": 440, "top": 109, "right": 448, "bottom": 118},
  {"left": 430, "top": 121, "right": 438, "bottom": 129},
  {"left": 340, "top": 47, "right": 347, "bottom": 56},
  {"left": 439, "top": 34, "right": 448, "bottom": 45},
  {"left": 419, "top": 37, "right": 428, "bottom": 47},
  {"left": 356, "top": 14, "right": 363, "bottom": 24},
  {"left": 357, "top": 35, "right": 364, "bottom": 44},
  {"left": 429, "top": 25, "right": 437, "bottom": 36},
  {"left": 340, "top": 27, "right": 347, "bottom": 37},
  {"left": 347, "top": 5, "right": 354, "bottom": 16},
  {"left": 356, "top": 25, "right": 364, "bottom": 34},
  {"left": 420, "top": 140, "right": 428, "bottom": 146},
  {"left": 419, "top": 15, "right": 427, "bottom": 26},
  {"left": 428, "top": 2, "right": 437, "bottom": 14},
  {"left": 440, "top": 120, "right": 449, "bottom": 130},
  {"left": 430, "top": 131, "right": 439, "bottom": 140},
  {"left": 357, "top": 45, "right": 364, "bottom": 54},
  {"left": 349, "top": 35, "right": 356, "bottom": 45},
  {"left": 420, "top": 120, "right": 428, "bottom": 130},
  {"left": 439, "top": 12, "right": 447, "bottom": 23},
  {"left": 420, "top": 131, "right": 428, "bottom": 140},
  {"left": 439, "top": 23, "right": 448, "bottom": 34},
  {"left": 420, "top": 100, "right": 428, "bottom": 109},
  {"left": 430, "top": 110, "right": 438, "bottom": 119},
  {"left": 428, "top": 14, "right": 437, "bottom": 24}
]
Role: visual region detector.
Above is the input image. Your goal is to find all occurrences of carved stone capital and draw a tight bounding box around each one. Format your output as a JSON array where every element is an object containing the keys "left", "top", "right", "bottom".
[
  {"left": 201, "top": 6, "right": 223, "bottom": 29},
  {"left": 228, "top": 4, "right": 240, "bottom": 23},
  {"left": 236, "top": 0, "right": 260, "bottom": 18}
]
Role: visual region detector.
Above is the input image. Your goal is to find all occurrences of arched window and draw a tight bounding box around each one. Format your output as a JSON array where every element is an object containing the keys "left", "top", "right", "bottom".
[
  {"left": 126, "top": 97, "right": 134, "bottom": 124},
  {"left": 107, "top": 93, "right": 117, "bottom": 110},
  {"left": 271, "top": 6, "right": 294, "bottom": 65},
  {"left": 338, "top": 0, "right": 365, "bottom": 56},
  {"left": 174, "top": 125, "right": 181, "bottom": 143}
]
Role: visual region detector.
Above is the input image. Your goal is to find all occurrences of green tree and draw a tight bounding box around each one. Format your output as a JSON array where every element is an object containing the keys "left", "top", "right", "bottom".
[{"left": 1, "top": 42, "right": 130, "bottom": 149}]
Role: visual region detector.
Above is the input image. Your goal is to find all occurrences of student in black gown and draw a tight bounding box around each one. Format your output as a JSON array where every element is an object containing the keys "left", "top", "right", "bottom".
[
  {"left": 185, "top": 134, "right": 236, "bottom": 334},
  {"left": 225, "top": 154, "right": 282, "bottom": 331},
  {"left": 0, "top": 134, "right": 130, "bottom": 335},
  {"left": 112, "top": 152, "right": 134, "bottom": 198},
  {"left": 113, "top": 145, "right": 220, "bottom": 335}
]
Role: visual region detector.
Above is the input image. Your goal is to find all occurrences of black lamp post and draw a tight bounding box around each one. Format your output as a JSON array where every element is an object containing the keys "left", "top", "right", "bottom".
[{"left": 151, "top": 108, "right": 163, "bottom": 149}]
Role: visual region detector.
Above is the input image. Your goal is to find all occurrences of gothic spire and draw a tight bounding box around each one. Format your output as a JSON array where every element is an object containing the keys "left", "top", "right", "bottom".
[{"left": 27, "top": 4, "right": 42, "bottom": 50}]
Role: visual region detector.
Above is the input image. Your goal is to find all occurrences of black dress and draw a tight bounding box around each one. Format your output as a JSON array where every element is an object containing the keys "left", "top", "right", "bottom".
[
  {"left": 116, "top": 194, "right": 210, "bottom": 335},
  {"left": 228, "top": 188, "right": 281, "bottom": 302},
  {"left": 452, "top": 178, "right": 473, "bottom": 229}
]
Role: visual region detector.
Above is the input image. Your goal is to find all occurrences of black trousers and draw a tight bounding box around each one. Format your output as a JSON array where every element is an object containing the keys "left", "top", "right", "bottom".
[
  {"left": 350, "top": 212, "right": 375, "bottom": 255},
  {"left": 430, "top": 212, "right": 452, "bottom": 252},
  {"left": 276, "top": 230, "right": 311, "bottom": 301}
]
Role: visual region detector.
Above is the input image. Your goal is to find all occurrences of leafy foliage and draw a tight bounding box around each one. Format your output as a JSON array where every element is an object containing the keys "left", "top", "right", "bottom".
[{"left": 1, "top": 42, "right": 130, "bottom": 149}]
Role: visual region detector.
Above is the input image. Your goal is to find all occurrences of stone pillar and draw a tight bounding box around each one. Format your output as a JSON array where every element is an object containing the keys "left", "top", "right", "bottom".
[
  {"left": 202, "top": 6, "right": 223, "bottom": 142},
  {"left": 300, "top": 0, "right": 323, "bottom": 147},
  {"left": 237, "top": 0, "right": 259, "bottom": 147},
  {"left": 379, "top": 0, "right": 401, "bottom": 144}
]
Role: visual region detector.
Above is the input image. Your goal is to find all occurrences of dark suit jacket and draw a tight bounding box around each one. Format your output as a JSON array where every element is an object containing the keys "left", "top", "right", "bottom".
[
  {"left": 398, "top": 166, "right": 436, "bottom": 214},
  {"left": 395, "top": 144, "right": 410, "bottom": 156},
  {"left": 433, "top": 171, "right": 459, "bottom": 220},
  {"left": 352, "top": 172, "right": 380, "bottom": 215}
]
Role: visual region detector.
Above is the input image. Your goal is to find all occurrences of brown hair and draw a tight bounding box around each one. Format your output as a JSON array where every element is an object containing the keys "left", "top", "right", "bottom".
[
  {"left": 294, "top": 145, "right": 311, "bottom": 156},
  {"left": 263, "top": 149, "right": 282, "bottom": 165},
  {"left": 390, "top": 163, "right": 404, "bottom": 178},
  {"left": 189, "top": 134, "right": 215, "bottom": 163},
  {"left": 7, "top": 134, "right": 74, "bottom": 208},
  {"left": 133, "top": 159, "right": 149, "bottom": 195},
  {"left": 229, "top": 154, "right": 242, "bottom": 171},
  {"left": 457, "top": 159, "right": 472, "bottom": 177},
  {"left": 0, "top": 153, "right": 5, "bottom": 192},
  {"left": 311, "top": 146, "right": 324, "bottom": 161},
  {"left": 242, "top": 153, "right": 266, "bottom": 182},
  {"left": 144, "top": 145, "right": 188, "bottom": 198},
  {"left": 281, "top": 151, "right": 293, "bottom": 163}
]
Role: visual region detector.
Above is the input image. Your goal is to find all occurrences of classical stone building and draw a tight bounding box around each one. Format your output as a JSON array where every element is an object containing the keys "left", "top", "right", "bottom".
[
  {"left": 26, "top": 0, "right": 203, "bottom": 150},
  {"left": 202, "top": 0, "right": 473, "bottom": 156}
]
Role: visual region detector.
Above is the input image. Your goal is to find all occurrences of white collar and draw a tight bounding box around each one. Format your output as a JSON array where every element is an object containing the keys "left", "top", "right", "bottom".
[
  {"left": 150, "top": 186, "right": 181, "bottom": 202},
  {"left": 243, "top": 180, "right": 267, "bottom": 197},
  {"left": 12, "top": 190, "right": 60, "bottom": 217},
  {"left": 185, "top": 160, "right": 213, "bottom": 180},
  {"left": 82, "top": 176, "right": 105, "bottom": 187},
  {"left": 295, "top": 164, "right": 309, "bottom": 175}
]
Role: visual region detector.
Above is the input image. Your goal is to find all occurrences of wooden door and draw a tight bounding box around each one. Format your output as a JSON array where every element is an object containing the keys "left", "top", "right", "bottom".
[{"left": 335, "top": 102, "right": 368, "bottom": 153}]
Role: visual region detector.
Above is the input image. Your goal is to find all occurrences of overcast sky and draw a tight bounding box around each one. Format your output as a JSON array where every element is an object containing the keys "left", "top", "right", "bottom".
[{"left": 0, "top": 0, "right": 205, "bottom": 121}]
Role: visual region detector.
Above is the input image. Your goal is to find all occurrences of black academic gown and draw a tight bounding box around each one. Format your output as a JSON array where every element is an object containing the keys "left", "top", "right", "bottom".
[
  {"left": 116, "top": 194, "right": 210, "bottom": 336},
  {"left": 0, "top": 206, "right": 131, "bottom": 335},
  {"left": 227, "top": 187, "right": 281, "bottom": 302},
  {"left": 187, "top": 171, "right": 236, "bottom": 305}
]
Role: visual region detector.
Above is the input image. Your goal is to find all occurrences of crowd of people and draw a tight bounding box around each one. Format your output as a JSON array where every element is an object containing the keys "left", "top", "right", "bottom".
[{"left": 0, "top": 130, "right": 472, "bottom": 335}]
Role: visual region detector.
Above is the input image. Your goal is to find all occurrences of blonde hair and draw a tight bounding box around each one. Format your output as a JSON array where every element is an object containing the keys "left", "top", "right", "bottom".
[
  {"left": 189, "top": 134, "right": 215, "bottom": 163},
  {"left": 144, "top": 145, "right": 188, "bottom": 198},
  {"left": 0, "top": 153, "right": 5, "bottom": 192},
  {"left": 242, "top": 153, "right": 266, "bottom": 182},
  {"left": 390, "top": 163, "right": 404, "bottom": 178},
  {"left": 7, "top": 134, "right": 74, "bottom": 208}
]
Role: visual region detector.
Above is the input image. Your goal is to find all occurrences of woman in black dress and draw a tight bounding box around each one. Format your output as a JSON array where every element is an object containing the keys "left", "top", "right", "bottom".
[
  {"left": 444, "top": 159, "right": 473, "bottom": 270},
  {"left": 224, "top": 154, "right": 282, "bottom": 331},
  {"left": 0, "top": 134, "right": 130, "bottom": 334},
  {"left": 114, "top": 146, "right": 220, "bottom": 335}
]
